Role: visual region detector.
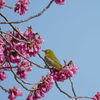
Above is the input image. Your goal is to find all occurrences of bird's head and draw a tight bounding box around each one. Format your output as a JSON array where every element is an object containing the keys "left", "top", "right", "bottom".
[{"left": 42, "top": 49, "right": 53, "bottom": 55}]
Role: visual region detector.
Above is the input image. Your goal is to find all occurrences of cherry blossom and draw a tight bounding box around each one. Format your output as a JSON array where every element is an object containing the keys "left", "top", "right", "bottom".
[
  {"left": 93, "top": 92, "right": 100, "bottom": 100},
  {"left": 8, "top": 86, "right": 23, "bottom": 100},
  {"left": 26, "top": 75, "right": 54, "bottom": 100},
  {"left": 5, "top": 27, "right": 43, "bottom": 63},
  {"left": 16, "top": 61, "right": 33, "bottom": 79},
  {"left": 0, "top": 70, "right": 8, "bottom": 81},
  {"left": 14, "top": 0, "right": 30, "bottom": 15},
  {"left": 54, "top": 0, "right": 66, "bottom": 5},
  {"left": 50, "top": 64, "right": 78, "bottom": 81},
  {"left": 0, "top": 0, "right": 5, "bottom": 9}
]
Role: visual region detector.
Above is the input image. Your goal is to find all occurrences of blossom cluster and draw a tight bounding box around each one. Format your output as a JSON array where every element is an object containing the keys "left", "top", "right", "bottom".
[
  {"left": 93, "top": 92, "right": 100, "bottom": 100},
  {"left": 16, "top": 61, "right": 33, "bottom": 79},
  {"left": 0, "top": 27, "right": 43, "bottom": 81},
  {"left": 0, "top": 0, "right": 5, "bottom": 9},
  {"left": 50, "top": 64, "right": 78, "bottom": 81},
  {"left": 6, "top": 26, "right": 43, "bottom": 64},
  {"left": 26, "top": 75, "right": 54, "bottom": 100},
  {"left": 55, "top": 0, "right": 66, "bottom": 5},
  {"left": 0, "top": 70, "right": 8, "bottom": 81},
  {"left": 8, "top": 86, "right": 23, "bottom": 100},
  {"left": 14, "top": 0, "right": 30, "bottom": 15}
]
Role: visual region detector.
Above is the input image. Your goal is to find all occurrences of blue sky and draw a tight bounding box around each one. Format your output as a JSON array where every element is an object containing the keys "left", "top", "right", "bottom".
[{"left": 0, "top": 0, "right": 100, "bottom": 100}]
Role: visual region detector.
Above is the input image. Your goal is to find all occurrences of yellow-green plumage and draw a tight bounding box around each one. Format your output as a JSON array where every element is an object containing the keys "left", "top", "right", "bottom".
[{"left": 43, "top": 49, "right": 63, "bottom": 69}]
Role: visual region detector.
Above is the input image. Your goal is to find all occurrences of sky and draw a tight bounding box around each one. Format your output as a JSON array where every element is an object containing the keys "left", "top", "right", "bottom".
[{"left": 0, "top": 0, "right": 100, "bottom": 100}]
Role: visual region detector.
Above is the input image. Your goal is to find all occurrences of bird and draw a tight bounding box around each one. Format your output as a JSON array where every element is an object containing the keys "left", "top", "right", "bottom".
[{"left": 42, "top": 49, "right": 63, "bottom": 70}]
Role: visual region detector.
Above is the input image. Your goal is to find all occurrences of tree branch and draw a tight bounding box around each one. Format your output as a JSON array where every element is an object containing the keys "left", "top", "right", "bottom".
[
  {"left": 0, "top": 85, "right": 8, "bottom": 92},
  {"left": 69, "top": 78, "right": 77, "bottom": 100},
  {"left": 0, "top": 13, "right": 27, "bottom": 40},
  {"left": 55, "top": 81, "right": 92, "bottom": 99},
  {"left": 0, "top": 0, "right": 54, "bottom": 24}
]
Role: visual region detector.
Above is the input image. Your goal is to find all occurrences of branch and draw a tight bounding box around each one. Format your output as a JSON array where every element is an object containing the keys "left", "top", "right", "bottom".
[
  {"left": 7, "top": 58, "right": 35, "bottom": 92},
  {"left": 55, "top": 81, "right": 72, "bottom": 98},
  {"left": 0, "top": 13, "right": 27, "bottom": 40},
  {"left": 5, "top": 5, "right": 15, "bottom": 9},
  {"left": 0, "top": 85, "right": 8, "bottom": 92},
  {"left": 0, "top": 30, "right": 30, "bottom": 43},
  {"left": 11, "top": 68, "right": 33, "bottom": 91},
  {"left": 55, "top": 81, "right": 92, "bottom": 99},
  {"left": 0, "top": 0, "right": 54, "bottom": 24},
  {"left": 69, "top": 78, "right": 77, "bottom": 100}
]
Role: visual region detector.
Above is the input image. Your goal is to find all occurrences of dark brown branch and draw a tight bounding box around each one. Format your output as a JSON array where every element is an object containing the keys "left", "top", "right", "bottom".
[
  {"left": 0, "top": 13, "right": 27, "bottom": 40},
  {"left": 11, "top": 69, "right": 32, "bottom": 91},
  {"left": 55, "top": 81, "right": 72, "bottom": 98},
  {"left": 69, "top": 78, "right": 77, "bottom": 100},
  {"left": 0, "top": 85, "right": 8, "bottom": 92},
  {"left": 0, "top": 0, "right": 54, "bottom": 24},
  {"left": 55, "top": 81, "right": 92, "bottom": 99}
]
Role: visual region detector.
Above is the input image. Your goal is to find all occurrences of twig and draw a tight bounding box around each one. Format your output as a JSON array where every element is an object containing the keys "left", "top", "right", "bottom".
[
  {"left": 5, "top": 5, "right": 15, "bottom": 9},
  {"left": 0, "top": 85, "right": 8, "bottom": 92},
  {"left": 55, "top": 81, "right": 92, "bottom": 99},
  {"left": 0, "top": 66, "right": 17, "bottom": 70},
  {"left": 0, "top": 0, "right": 54, "bottom": 24},
  {"left": 7, "top": 57, "right": 34, "bottom": 91},
  {"left": 11, "top": 69, "right": 33, "bottom": 91},
  {"left": 18, "top": 78, "right": 42, "bottom": 86},
  {"left": 69, "top": 78, "right": 77, "bottom": 100},
  {"left": 55, "top": 81, "right": 72, "bottom": 98},
  {"left": 0, "top": 30, "right": 30, "bottom": 43},
  {"left": 0, "top": 13, "right": 27, "bottom": 40}
]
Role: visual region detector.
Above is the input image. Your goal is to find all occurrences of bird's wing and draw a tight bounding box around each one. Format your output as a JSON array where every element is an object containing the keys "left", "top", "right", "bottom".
[
  {"left": 48, "top": 53, "right": 61, "bottom": 64},
  {"left": 45, "top": 56, "right": 62, "bottom": 67},
  {"left": 45, "top": 56, "right": 55, "bottom": 66}
]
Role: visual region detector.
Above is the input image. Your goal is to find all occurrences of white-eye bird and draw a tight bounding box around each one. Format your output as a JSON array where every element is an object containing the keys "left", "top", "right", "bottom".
[{"left": 42, "top": 49, "right": 63, "bottom": 69}]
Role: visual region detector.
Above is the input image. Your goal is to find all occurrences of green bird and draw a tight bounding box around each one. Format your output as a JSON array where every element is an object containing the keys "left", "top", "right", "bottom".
[{"left": 42, "top": 49, "right": 63, "bottom": 69}]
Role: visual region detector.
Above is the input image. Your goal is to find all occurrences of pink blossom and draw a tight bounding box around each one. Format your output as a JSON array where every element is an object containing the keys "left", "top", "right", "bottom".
[
  {"left": 20, "top": 0, "right": 30, "bottom": 4},
  {"left": 93, "top": 92, "right": 100, "bottom": 100},
  {"left": 50, "top": 64, "right": 78, "bottom": 81},
  {"left": 3, "top": 27, "right": 43, "bottom": 64},
  {"left": 8, "top": 86, "right": 23, "bottom": 100},
  {"left": 14, "top": 0, "right": 29, "bottom": 15},
  {"left": 0, "top": 70, "right": 8, "bottom": 81},
  {"left": 0, "top": 38, "right": 6, "bottom": 63},
  {"left": 24, "top": 27, "right": 44, "bottom": 56},
  {"left": 2, "top": 63, "right": 11, "bottom": 71},
  {"left": 0, "top": 0, "right": 5, "bottom": 9},
  {"left": 33, "top": 90, "right": 45, "bottom": 99},
  {"left": 0, "top": 27, "right": 43, "bottom": 66},
  {"left": 16, "top": 61, "right": 33, "bottom": 79},
  {"left": 54, "top": 0, "right": 66, "bottom": 5},
  {"left": 26, "top": 94, "right": 33, "bottom": 100},
  {"left": 9, "top": 51, "right": 21, "bottom": 63},
  {"left": 27, "top": 75, "right": 54, "bottom": 100},
  {"left": 0, "top": 45, "right": 5, "bottom": 63}
]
